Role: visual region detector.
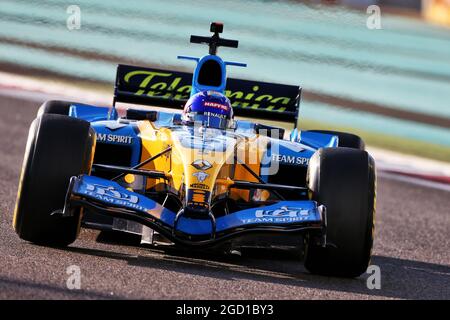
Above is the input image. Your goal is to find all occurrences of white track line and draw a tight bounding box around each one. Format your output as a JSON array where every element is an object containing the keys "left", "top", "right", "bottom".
[
  {"left": 378, "top": 171, "right": 450, "bottom": 192},
  {"left": 369, "top": 147, "right": 450, "bottom": 178},
  {"left": 0, "top": 72, "right": 109, "bottom": 105}
]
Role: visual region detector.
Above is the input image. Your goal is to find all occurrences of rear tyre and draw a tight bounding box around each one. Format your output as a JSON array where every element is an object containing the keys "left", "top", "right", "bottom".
[
  {"left": 307, "top": 130, "right": 365, "bottom": 150},
  {"left": 304, "top": 147, "right": 376, "bottom": 277},
  {"left": 13, "top": 114, "right": 95, "bottom": 246}
]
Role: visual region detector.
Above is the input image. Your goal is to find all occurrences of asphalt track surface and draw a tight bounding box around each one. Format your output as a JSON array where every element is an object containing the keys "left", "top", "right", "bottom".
[{"left": 0, "top": 95, "right": 449, "bottom": 300}]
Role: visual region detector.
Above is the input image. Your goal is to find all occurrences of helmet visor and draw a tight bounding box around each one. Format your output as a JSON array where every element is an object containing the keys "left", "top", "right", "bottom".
[{"left": 190, "top": 112, "right": 230, "bottom": 130}]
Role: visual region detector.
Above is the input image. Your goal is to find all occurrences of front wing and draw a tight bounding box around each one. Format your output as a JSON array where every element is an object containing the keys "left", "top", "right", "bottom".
[{"left": 66, "top": 175, "right": 325, "bottom": 247}]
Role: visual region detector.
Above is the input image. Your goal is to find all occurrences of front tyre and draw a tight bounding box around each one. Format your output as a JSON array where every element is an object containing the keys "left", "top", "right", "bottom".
[
  {"left": 13, "top": 114, "right": 95, "bottom": 246},
  {"left": 304, "top": 147, "right": 376, "bottom": 277},
  {"left": 37, "top": 100, "right": 75, "bottom": 116}
]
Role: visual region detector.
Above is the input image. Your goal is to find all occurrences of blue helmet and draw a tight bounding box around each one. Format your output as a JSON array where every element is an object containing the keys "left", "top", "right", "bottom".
[{"left": 182, "top": 91, "right": 234, "bottom": 130}]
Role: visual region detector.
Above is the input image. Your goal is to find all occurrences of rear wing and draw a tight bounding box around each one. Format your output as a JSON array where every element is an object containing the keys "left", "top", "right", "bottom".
[{"left": 113, "top": 64, "right": 301, "bottom": 125}]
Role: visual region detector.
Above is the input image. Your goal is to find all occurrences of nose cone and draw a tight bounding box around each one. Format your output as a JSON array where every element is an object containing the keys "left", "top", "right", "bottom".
[
  {"left": 171, "top": 127, "right": 237, "bottom": 211},
  {"left": 184, "top": 149, "right": 225, "bottom": 211}
]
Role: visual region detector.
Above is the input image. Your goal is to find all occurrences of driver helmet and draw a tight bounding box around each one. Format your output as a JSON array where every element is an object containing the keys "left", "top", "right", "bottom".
[{"left": 182, "top": 91, "right": 234, "bottom": 130}]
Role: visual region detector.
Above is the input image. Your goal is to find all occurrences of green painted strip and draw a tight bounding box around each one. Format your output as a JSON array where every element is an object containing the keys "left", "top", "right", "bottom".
[
  {"left": 301, "top": 101, "right": 450, "bottom": 147},
  {"left": 0, "top": 43, "right": 115, "bottom": 81}
]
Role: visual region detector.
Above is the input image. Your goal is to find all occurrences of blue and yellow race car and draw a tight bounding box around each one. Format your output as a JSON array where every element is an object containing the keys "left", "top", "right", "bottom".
[{"left": 13, "top": 23, "right": 376, "bottom": 278}]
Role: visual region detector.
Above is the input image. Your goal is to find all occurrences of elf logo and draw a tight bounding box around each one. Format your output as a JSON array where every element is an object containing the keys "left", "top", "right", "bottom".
[
  {"left": 86, "top": 184, "right": 138, "bottom": 204},
  {"left": 255, "top": 206, "right": 310, "bottom": 218}
]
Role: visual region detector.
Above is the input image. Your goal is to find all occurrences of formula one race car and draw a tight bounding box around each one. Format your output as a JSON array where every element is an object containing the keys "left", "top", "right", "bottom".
[{"left": 13, "top": 23, "right": 376, "bottom": 277}]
